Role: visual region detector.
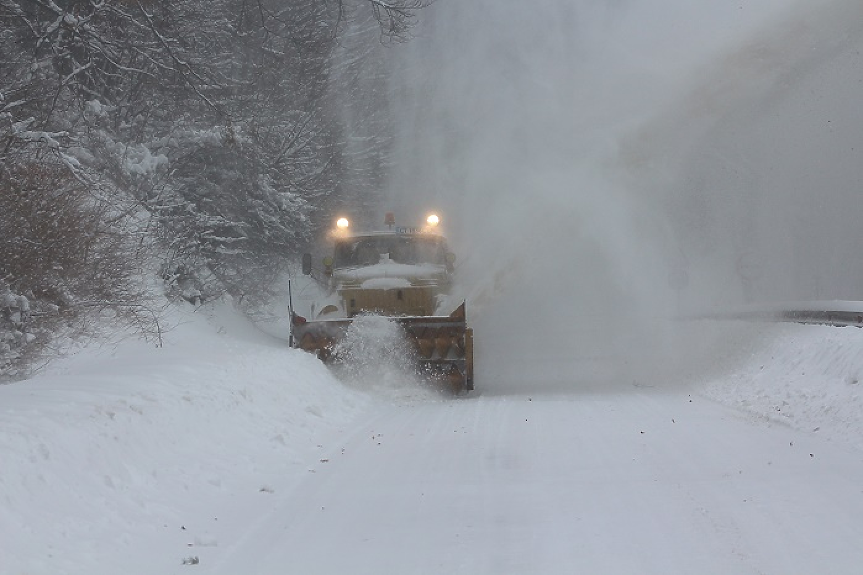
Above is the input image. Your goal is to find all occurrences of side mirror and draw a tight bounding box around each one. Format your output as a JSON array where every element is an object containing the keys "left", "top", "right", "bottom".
[
  {"left": 445, "top": 252, "right": 456, "bottom": 272},
  {"left": 301, "top": 253, "right": 312, "bottom": 275}
]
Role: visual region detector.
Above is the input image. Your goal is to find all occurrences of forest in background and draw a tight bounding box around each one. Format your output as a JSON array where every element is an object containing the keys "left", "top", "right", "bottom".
[{"left": 0, "top": 0, "right": 431, "bottom": 377}]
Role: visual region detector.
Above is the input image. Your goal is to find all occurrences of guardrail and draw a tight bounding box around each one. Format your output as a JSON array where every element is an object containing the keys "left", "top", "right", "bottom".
[
  {"left": 776, "top": 308, "right": 863, "bottom": 328},
  {"left": 689, "top": 301, "right": 863, "bottom": 328}
]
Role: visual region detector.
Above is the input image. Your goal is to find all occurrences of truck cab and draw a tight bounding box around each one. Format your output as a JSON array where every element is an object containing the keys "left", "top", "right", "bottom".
[{"left": 304, "top": 217, "right": 455, "bottom": 320}]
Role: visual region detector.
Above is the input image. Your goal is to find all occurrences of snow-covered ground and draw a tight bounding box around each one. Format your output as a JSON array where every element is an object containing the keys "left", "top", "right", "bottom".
[
  {"left": 2, "top": 305, "right": 863, "bottom": 574},
  {"left": 0, "top": 305, "right": 371, "bottom": 575},
  {"left": 703, "top": 322, "right": 863, "bottom": 449}
]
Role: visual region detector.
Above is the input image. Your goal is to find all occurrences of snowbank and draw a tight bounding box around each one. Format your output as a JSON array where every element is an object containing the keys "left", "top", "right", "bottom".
[
  {"left": 702, "top": 322, "right": 863, "bottom": 448},
  {"left": 0, "top": 304, "right": 369, "bottom": 575}
]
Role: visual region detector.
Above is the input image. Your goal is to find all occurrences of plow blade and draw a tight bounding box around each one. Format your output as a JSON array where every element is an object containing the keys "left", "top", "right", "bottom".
[{"left": 291, "top": 302, "right": 474, "bottom": 392}]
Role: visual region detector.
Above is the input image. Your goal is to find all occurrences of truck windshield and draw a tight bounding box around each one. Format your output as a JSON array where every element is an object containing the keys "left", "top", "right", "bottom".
[{"left": 334, "top": 235, "right": 446, "bottom": 268}]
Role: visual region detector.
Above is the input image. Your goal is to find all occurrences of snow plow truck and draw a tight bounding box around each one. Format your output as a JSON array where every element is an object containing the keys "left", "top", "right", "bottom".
[{"left": 290, "top": 213, "right": 474, "bottom": 393}]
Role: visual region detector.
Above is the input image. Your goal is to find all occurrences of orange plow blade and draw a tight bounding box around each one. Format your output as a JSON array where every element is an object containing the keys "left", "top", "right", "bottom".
[{"left": 291, "top": 303, "right": 474, "bottom": 392}]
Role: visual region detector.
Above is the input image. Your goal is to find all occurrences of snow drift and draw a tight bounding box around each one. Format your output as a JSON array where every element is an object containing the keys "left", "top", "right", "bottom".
[{"left": 0, "top": 305, "right": 369, "bottom": 574}]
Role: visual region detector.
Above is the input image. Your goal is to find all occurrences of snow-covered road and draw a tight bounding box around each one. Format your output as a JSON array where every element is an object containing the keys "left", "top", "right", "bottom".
[
  {"left": 4, "top": 308, "right": 863, "bottom": 574},
  {"left": 210, "top": 385, "right": 863, "bottom": 575}
]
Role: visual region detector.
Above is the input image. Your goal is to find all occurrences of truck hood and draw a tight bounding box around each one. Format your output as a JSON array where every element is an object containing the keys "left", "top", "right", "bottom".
[{"left": 333, "top": 262, "right": 447, "bottom": 286}]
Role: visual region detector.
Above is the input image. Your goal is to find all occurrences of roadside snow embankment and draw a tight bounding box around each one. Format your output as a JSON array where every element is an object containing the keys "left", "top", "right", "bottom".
[
  {"left": 0, "top": 304, "right": 369, "bottom": 575},
  {"left": 703, "top": 323, "right": 863, "bottom": 448}
]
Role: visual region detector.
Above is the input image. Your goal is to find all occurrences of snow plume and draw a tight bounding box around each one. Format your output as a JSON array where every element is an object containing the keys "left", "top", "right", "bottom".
[
  {"left": 332, "top": 315, "right": 437, "bottom": 399},
  {"left": 385, "top": 0, "right": 863, "bottom": 391}
]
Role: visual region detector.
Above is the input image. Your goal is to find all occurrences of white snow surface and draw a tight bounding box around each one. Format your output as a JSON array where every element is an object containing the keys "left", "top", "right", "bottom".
[
  {"left": 360, "top": 277, "right": 412, "bottom": 289},
  {"left": 2, "top": 305, "right": 863, "bottom": 574},
  {"left": 704, "top": 322, "right": 863, "bottom": 448},
  {"left": 334, "top": 262, "right": 444, "bottom": 283},
  {"left": 0, "top": 305, "right": 370, "bottom": 575}
]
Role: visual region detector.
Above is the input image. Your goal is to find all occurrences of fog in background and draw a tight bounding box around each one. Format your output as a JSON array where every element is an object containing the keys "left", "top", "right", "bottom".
[{"left": 384, "top": 0, "right": 863, "bottom": 390}]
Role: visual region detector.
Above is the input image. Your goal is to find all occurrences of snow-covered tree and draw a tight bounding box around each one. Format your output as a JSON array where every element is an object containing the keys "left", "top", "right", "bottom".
[{"left": 1, "top": 0, "right": 432, "bottom": 373}]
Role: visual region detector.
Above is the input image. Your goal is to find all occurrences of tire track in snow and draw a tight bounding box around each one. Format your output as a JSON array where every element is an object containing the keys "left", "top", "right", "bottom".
[{"left": 204, "top": 387, "right": 863, "bottom": 574}]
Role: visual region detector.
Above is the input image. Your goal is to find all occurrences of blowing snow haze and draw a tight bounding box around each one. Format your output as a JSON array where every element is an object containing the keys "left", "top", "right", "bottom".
[{"left": 384, "top": 0, "right": 863, "bottom": 388}]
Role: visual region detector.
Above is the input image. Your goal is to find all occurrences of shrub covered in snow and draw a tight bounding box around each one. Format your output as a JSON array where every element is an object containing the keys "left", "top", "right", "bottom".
[
  {"left": 0, "top": 282, "right": 32, "bottom": 373},
  {"left": 0, "top": 162, "right": 151, "bottom": 378}
]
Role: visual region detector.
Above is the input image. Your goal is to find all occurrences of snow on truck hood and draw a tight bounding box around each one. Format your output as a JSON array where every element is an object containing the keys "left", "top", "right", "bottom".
[
  {"left": 360, "top": 277, "right": 413, "bottom": 289},
  {"left": 334, "top": 262, "right": 446, "bottom": 285}
]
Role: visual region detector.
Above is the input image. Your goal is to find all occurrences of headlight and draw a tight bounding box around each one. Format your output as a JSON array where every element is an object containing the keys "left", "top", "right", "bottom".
[
  {"left": 426, "top": 214, "right": 440, "bottom": 227},
  {"left": 336, "top": 217, "right": 350, "bottom": 229}
]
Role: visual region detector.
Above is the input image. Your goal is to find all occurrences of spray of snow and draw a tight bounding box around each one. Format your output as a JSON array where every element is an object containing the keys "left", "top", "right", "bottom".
[
  {"left": 384, "top": 0, "right": 863, "bottom": 391},
  {"left": 331, "top": 314, "right": 440, "bottom": 400}
]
